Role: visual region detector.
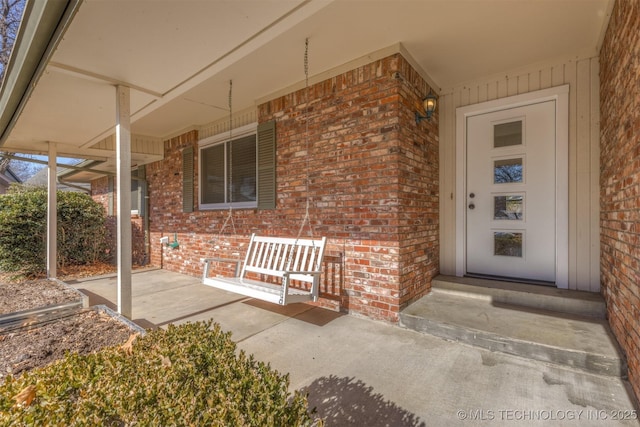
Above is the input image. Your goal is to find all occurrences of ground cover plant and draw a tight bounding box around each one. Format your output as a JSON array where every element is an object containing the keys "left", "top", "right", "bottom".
[{"left": 0, "top": 321, "right": 319, "bottom": 426}]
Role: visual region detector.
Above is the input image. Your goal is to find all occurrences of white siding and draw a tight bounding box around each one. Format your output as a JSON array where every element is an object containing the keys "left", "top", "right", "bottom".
[
  {"left": 439, "top": 57, "right": 601, "bottom": 292},
  {"left": 198, "top": 107, "right": 257, "bottom": 140},
  {"left": 91, "top": 134, "right": 164, "bottom": 156}
]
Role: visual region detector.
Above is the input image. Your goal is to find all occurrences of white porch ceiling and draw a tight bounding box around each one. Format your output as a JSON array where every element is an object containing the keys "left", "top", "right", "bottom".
[{"left": 1, "top": 0, "right": 612, "bottom": 172}]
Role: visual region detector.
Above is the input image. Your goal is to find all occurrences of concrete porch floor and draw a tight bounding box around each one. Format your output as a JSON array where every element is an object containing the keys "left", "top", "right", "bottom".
[{"left": 67, "top": 269, "right": 639, "bottom": 426}]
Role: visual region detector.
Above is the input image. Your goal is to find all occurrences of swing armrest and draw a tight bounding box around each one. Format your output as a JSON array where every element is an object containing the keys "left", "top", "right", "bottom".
[
  {"left": 202, "top": 257, "right": 242, "bottom": 277},
  {"left": 283, "top": 270, "right": 322, "bottom": 276},
  {"left": 281, "top": 270, "right": 322, "bottom": 302},
  {"left": 203, "top": 257, "right": 239, "bottom": 263}
]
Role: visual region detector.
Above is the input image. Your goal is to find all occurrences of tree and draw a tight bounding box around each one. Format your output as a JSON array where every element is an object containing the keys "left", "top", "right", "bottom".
[
  {"left": 0, "top": 0, "right": 26, "bottom": 176},
  {"left": 8, "top": 153, "right": 43, "bottom": 180},
  {"left": 0, "top": 0, "right": 24, "bottom": 81},
  {"left": 0, "top": 153, "right": 9, "bottom": 174}
]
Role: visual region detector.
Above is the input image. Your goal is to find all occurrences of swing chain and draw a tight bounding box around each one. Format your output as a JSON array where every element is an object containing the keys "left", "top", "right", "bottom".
[
  {"left": 304, "top": 38, "right": 309, "bottom": 90},
  {"left": 294, "top": 37, "right": 315, "bottom": 242},
  {"left": 211, "top": 80, "right": 237, "bottom": 255},
  {"left": 288, "top": 38, "right": 316, "bottom": 272},
  {"left": 226, "top": 79, "right": 237, "bottom": 235}
]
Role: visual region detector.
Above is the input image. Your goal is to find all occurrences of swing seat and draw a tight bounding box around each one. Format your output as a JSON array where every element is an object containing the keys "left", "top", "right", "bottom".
[{"left": 202, "top": 233, "right": 327, "bottom": 305}]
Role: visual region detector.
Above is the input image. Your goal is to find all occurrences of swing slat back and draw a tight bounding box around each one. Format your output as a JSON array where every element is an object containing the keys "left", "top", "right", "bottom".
[{"left": 242, "top": 235, "right": 325, "bottom": 282}]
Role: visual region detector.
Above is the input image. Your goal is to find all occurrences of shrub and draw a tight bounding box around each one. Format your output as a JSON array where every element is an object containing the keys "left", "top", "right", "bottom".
[
  {"left": 0, "top": 186, "right": 108, "bottom": 276},
  {"left": 0, "top": 321, "right": 319, "bottom": 426}
]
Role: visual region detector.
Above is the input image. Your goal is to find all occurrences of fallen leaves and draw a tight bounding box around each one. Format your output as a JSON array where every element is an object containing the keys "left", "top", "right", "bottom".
[
  {"left": 119, "top": 333, "right": 139, "bottom": 355},
  {"left": 13, "top": 385, "right": 36, "bottom": 407},
  {"left": 160, "top": 355, "right": 172, "bottom": 368}
]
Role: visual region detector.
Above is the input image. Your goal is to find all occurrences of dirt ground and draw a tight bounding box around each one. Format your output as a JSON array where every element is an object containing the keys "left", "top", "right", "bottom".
[
  {"left": 0, "top": 264, "right": 137, "bottom": 379},
  {"left": 0, "top": 279, "right": 81, "bottom": 315},
  {"left": 0, "top": 310, "right": 133, "bottom": 379}
]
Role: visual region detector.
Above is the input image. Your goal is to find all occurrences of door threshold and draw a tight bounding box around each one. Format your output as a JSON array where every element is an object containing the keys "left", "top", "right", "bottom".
[{"left": 464, "top": 273, "right": 555, "bottom": 287}]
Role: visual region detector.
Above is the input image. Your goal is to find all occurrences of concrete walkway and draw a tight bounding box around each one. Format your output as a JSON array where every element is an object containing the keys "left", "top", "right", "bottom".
[{"left": 68, "top": 269, "right": 639, "bottom": 426}]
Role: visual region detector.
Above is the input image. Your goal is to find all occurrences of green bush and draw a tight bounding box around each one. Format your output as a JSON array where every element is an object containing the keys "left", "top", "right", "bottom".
[
  {"left": 0, "top": 321, "right": 319, "bottom": 426},
  {"left": 0, "top": 186, "right": 108, "bottom": 276}
]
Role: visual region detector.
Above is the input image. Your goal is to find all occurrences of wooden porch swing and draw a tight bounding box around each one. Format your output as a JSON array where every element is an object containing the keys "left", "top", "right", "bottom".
[{"left": 202, "top": 39, "right": 327, "bottom": 305}]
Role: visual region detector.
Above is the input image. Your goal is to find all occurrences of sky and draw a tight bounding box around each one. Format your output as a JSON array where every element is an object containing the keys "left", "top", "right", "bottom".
[{"left": 10, "top": 155, "right": 83, "bottom": 181}]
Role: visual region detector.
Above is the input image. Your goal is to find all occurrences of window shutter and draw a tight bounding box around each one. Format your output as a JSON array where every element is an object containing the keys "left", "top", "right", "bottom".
[
  {"left": 182, "top": 146, "right": 194, "bottom": 213},
  {"left": 257, "top": 120, "right": 276, "bottom": 209},
  {"left": 107, "top": 176, "right": 114, "bottom": 216},
  {"left": 131, "top": 169, "right": 139, "bottom": 212},
  {"left": 138, "top": 165, "right": 146, "bottom": 217}
]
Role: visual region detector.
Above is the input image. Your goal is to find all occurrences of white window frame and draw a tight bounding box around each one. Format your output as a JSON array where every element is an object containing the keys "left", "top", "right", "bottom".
[{"left": 198, "top": 122, "right": 258, "bottom": 210}]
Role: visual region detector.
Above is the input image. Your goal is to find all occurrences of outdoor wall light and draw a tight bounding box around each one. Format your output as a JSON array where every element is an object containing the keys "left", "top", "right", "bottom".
[{"left": 415, "top": 89, "right": 437, "bottom": 124}]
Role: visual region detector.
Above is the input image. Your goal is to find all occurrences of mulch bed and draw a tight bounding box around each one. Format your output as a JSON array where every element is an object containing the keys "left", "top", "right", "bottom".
[
  {"left": 0, "top": 280, "right": 81, "bottom": 315},
  {"left": 0, "top": 309, "right": 134, "bottom": 380},
  {"left": 0, "top": 264, "right": 140, "bottom": 380}
]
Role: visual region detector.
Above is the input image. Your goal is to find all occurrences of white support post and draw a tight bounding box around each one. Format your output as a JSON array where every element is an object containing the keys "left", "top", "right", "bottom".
[
  {"left": 116, "top": 85, "right": 132, "bottom": 318},
  {"left": 47, "top": 143, "right": 57, "bottom": 279}
]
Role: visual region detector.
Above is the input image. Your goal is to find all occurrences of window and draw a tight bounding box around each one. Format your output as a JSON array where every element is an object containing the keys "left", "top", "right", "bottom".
[
  {"left": 493, "top": 120, "right": 523, "bottom": 148},
  {"left": 197, "top": 121, "right": 275, "bottom": 210},
  {"left": 107, "top": 166, "right": 146, "bottom": 216},
  {"left": 494, "top": 232, "right": 523, "bottom": 257},
  {"left": 493, "top": 157, "right": 523, "bottom": 184},
  {"left": 131, "top": 169, "right": 139, "bottom": 212},
  {"left": 201, "top": 134, "right": 256, "bottom": 206},
  {"left": 493, "top": 194, "right": 524, "bottom": 220}
]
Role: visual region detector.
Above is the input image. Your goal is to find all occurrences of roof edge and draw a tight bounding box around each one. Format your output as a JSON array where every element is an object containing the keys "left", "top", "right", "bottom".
[{"left": 0, "top": 0, "right": 83, "bottom": 147}]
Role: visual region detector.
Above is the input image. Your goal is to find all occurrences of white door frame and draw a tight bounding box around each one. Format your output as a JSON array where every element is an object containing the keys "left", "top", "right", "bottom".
[{"left": 455, "top": 85, "right": 569, "bottom": 288}]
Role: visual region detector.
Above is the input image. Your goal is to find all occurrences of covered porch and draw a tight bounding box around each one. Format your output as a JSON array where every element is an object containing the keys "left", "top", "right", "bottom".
[
  {"left": 1, "top": 0, "right": 638, "bottom": 408},
  {"left": 67, "top": 268, "right": 638, "bottom": 426},
  {"left": 0, "top": 0, "right": 614, "bottom": 314}
]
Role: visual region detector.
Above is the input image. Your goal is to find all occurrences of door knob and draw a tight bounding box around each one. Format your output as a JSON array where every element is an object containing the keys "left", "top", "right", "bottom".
[
  {"left": 468, "top": 203, "right": 475, "bottom": 210},
  {"left": 469, "top": 193, "right": 475, "bottom": 198}
]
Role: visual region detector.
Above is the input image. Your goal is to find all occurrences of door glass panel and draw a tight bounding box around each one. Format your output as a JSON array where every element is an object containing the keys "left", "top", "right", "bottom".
[
  {"left": 494, "top": 232, "right": 523, "bottom": 257},
  {"left": 494, "top": 158, "right": 523, "bottom": 184},
  {"left": 494, "top": 195, "right": 523, "bottom": 220},
  {"left": 494, "top": 121, "right": 522, "bottom": 147}
]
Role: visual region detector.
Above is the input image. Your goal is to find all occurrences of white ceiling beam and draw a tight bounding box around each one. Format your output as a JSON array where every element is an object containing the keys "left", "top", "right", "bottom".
[
  {"left": 48, "top": 61, "right": 164, "bottom": 98},
  {"left": 2, "top": 135, "right": 162, "bottom": 161},
  {"left": 0, "top": 142, "right": 109, "bottom": 161}
]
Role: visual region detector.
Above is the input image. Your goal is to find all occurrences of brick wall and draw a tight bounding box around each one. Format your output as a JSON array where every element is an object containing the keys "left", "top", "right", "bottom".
[
  {"left": 599, "top": 0, "right": 640, "bottom": 404},
  {"left": 258, "top": 53, "right": 439, "bottom": 320},
  {"left": 96, "top": 53, "right": 439, "bottom": 322},
  {"left": 91, "top": 176, "right": 147, "bottom": 266}
]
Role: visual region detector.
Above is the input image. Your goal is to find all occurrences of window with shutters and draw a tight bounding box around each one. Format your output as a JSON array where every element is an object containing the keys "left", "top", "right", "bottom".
[{"left": 197, "top": 121, "right": 275, "bottom": 210}]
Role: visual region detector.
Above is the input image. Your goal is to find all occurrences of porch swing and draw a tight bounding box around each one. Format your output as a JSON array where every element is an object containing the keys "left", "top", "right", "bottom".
[{"left": 202, "top": 39, "right": 327, "bottom": 306}]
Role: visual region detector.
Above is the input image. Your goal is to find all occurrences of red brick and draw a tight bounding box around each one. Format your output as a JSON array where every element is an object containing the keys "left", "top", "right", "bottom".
[
  {"left": 600, "top": 0, "right": 640, "bottom": 406},
  {"left": 93, "top": 54, "right": 438, "bottom": 324}
]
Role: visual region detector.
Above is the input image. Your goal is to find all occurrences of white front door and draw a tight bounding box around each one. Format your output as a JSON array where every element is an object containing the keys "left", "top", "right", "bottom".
[{"left": 465, "top": 100, "right": 556, "bottom": 282}]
